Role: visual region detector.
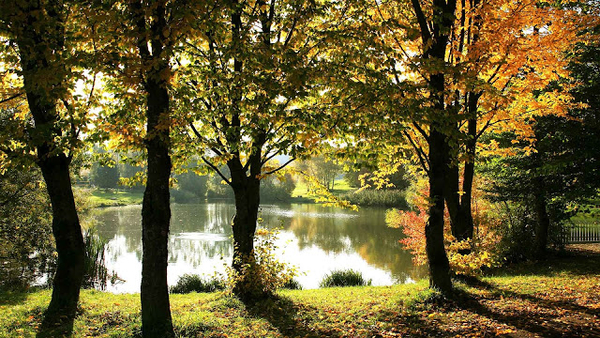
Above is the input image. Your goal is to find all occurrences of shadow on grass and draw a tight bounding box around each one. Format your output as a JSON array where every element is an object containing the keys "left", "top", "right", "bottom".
[
  {"left": 246, "top": 295, "right": 340, "bottom": 338},
  {"left": 464, "top": 277, "right": 599, "bottom": 318},
  {"left": 491, "top": 247, "right": 600, "bottom": 277},
  {"left": 34, "top": 306, "right": 78, "bottom": 338},
  {"left": 0, "top": 290, "right": 29, "bottom": 306},
  {"left": 35, "top": 320, "right": 75, "bottom": 338},
  {"left": 445, "top": 277, "right": 600, "bottom": 337}
]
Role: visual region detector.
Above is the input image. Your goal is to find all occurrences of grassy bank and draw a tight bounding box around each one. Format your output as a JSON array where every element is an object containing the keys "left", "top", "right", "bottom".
[
  {"left": 290, "top": 179, "right": 355, "bottom": 204},
  {"left": 88, "top": 189, "right": 144, "bottom": 207},
  {"left": 2, "top": 244, "right": 599, "bottom": 337}
]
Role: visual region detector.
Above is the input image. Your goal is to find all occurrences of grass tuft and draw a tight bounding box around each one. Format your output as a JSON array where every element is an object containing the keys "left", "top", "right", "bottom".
[
  {"left": 319, "top": 269, "right": 372, "bottom": 288},
  {"left": 170, "top": 274, "right": 225, "bottom": 294}
]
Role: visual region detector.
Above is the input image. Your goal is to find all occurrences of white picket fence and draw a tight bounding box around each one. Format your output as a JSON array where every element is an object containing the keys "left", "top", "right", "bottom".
[{"left": 565, "top": 222, "right": 600, "bottom": 244}]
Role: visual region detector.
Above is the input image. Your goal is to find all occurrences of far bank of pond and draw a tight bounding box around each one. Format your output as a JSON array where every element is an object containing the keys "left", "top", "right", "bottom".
[{"left": 93, "top": 203, "right": 422, "bottom": 292}]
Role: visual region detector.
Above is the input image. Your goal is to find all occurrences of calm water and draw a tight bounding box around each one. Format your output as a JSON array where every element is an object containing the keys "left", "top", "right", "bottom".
[{"left": 93, "top": 203, "right": 421, "bottom": 293}]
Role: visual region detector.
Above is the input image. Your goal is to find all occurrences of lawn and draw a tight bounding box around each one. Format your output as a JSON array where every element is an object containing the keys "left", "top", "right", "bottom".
[
  {"left": 88, "top": 189, "right": 144, "bottom": 207},
  {"left": 1, "top": 244, "right": 599, "bottom": 337},
  {"left": 291, "top": 179, "right": 356, "bottom": 202}
]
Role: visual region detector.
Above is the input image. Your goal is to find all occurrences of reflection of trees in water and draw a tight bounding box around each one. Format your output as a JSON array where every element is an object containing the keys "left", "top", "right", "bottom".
[
  {"left": 168, "top": 237, "right": 232, "bottom": 267},
  {"left": 262, "top": 204, "right": 421, "bottom": 283},
  {"left": 168, "top": 203, "right": 235, "bottom": 266},
  {"left": 95, "top": 203, "right": 423, "bottom": 283},
  {"left": 96, "top": 203, "right": 235, "bottom": 266}
]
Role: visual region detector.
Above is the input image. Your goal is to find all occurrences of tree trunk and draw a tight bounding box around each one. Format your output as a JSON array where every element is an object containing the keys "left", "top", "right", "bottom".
[
  {"left": 12, "top": 1, "right": 86, "bottom": 330},
  {"left": 38, "top": 154, "right": 85, "bottom": 330},
  {"left": 229, "top": 161, "right": 263, "bottom": 302},
  {"left": 410, "top": 0, "right": 457, "bottom": 294},
  {"left": 426, "top": 128, "right": 453, "bottom": 294},
  {"left": 128, "top": 0, "right": 175, "bottom": 335},
  {"left": 445, "top": 118, "right": 476, "bottom": 250},
  {"left": 533, "top": 188, "right": 550, "bottom": 260},
  {"left": 460, "top": 129, "right": 476, "bottom": 243},
  {"left": 140, "top": 76, "right": 174, "bottom": 338}
]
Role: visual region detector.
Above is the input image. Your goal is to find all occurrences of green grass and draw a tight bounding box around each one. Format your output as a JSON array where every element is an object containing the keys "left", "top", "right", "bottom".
[
  {"left": 88, "top": 189, "right": 144, "bottom": 207},
  {"left": 291, "top": 179, "right": 356, "bottom": 203},
  {"left": 319, "top": 269, "right": 371, "bottom": 287},
  {"left": 3, "top": 245, "right": 599, "bottom": 337}
]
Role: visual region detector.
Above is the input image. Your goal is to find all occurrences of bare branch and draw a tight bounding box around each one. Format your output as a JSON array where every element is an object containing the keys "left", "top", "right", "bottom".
[
  {"left": 201, "top": 156, "right": 232, "bottom": 186},
  {"left": 0, "top": 92, "right": 24, "bottom": 105},
  {"left": 403, "top": 130, "right": 430, "bottom": 174},
  {"left": 263, "top": 157, "right": 295, "bottom": 176}
]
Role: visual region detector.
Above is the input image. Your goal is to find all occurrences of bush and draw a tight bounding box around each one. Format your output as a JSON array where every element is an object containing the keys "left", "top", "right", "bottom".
[
  {"left": 319, "top": 269, "right": 371, "bottom": 288},
  {"left": 171, "top": 189, "right": 199, "bottom": 203},
  {"left": 260, "top": 174, "right": 296, "bottom": 203},
  {"left": 496, "top": 202, "right": 568, "bottom": 263},
  {"left": 170, "top": 274, "right": 225, "bottom": 294},
  {"left": 225, "top": 228, "right": 299, "bottom": 299},
  {"left": 0, "top": 169, "right": 54, "bottom": 290},
  {"left": 281, "top": 278, "right": 302, "bottom": 290},
  {"left": 341, "top": 189, "right": 407, "bottom": 207}
]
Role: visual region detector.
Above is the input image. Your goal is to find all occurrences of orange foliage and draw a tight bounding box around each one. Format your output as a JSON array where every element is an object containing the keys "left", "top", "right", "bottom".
[{"left": 387, "top": 178, "right": 502, "bottom": 276}]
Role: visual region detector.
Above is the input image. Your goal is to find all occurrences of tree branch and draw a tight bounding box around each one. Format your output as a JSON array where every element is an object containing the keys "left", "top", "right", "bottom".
[
  {"left": 202, "top": 156, "right": 232, "bottom": 186},
  {"left": 263, "top": 157, "right": 295, "bottom": 176},
  {"left": 0, "top": 92, "right": 24, "bottom": 105},
  {"left": 403, "top": 130, "right": 430, "bottom": 174}
]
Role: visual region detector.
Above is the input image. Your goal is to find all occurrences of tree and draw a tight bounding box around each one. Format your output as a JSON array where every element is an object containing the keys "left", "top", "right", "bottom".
[
  {"left": 483, "top": 30, "right": 600, "bottom": 259},
  {"left": 91, "top": 150, "right": 120, "bottom": 189},
  {"left": 179, "top": 0, "right": 337, "bottom": 301},
  {"left": 96, "top": 0, "right": 199, "bottom": 335},
  {"left": 327, "top": 0, "right": 586, "bottom": 292},
  {"left": 437, "top": 0, "right": 584, "bottom": 250},
  {"left": 296, "top": 156, "right": 342, "bottom": 192},
  {"left": 129, "top": 1, "right": 179, "bottom": 336},
  {"left": 0, "top": 0, "right": 96, "bottom": 331},
  {"left": 260, "top": 173, "right": 296, "bottom": 203}
]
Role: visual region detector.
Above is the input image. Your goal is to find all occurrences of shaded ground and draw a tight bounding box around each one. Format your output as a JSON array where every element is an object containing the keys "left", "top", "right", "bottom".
[
  {"left": 269, "top": 244, "right": 600, "bottom": 338},
  {"left": 1, "top": 244, "right": 599, "bottom": 337}
]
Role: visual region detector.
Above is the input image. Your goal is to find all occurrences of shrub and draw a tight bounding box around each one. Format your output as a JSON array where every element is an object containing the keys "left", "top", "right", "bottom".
[
  {"left": 260, "top": 174, "right": 296, "bottom": 203},
  {"left": 170, "top": 274, "right": 225, "bottom": 294},
  {"left": 225, "top": 228, "right": 299, "bottom": 299},
  {"left": 387, "top": 178, "right": 502, "bottom": 276},
  {"left": 0, "top": 169, "right": 54, "bottom": 290},
  {"left": 281, "top": 278, "right": 302, "bottom": 290},
  {"left": 171, "top": 189, "right": 199, "bottom": 203},
  {"left": 341, "top": 189, "right": 408, "bottom": 207},
  {"left": 495, "top": 202, "right": 568, "bottom": 263},
  {"left": 319, "top": 269, "right": 371, "bottom": 288}
]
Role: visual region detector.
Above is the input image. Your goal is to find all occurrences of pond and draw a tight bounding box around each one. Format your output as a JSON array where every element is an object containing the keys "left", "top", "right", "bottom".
[{"left": 93, "top": 203, "right": 422, "bottom": 293}]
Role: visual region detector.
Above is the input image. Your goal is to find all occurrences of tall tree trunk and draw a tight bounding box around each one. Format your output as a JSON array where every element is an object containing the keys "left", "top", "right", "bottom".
[
  {"left": 413, "top": 0, "right": 457, "bottom": 293},
  {"left": 533, "top": 185, "right": 550, "bottom": 260},
  {"left": 228, "top": 160, "right": 264, "bottom": 302},
  {"left": 38, "top": 154, "right": 85, "bottom": 329},
  {"left": 426, "top": 128, "right": 453, "bottom": 294},
  {"left": 445, "top": 0, "right": 482, "bottom": 254},
  {"left": 130, "top": 0, "right": 175, "bottom": 335},
  {"left": 460, "top": 118, "right": 476, "bottom": 242},
  {"left": 11, "top": 1, "right": 85, "bottom": 332},
  {"left": 140, "top": 66, "right": 175, "bottom": 338}
]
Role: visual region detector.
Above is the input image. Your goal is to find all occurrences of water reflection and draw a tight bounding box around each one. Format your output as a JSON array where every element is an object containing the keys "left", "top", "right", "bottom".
[{"left": 94, "top": 203, "right": 422, "bottom": 293}]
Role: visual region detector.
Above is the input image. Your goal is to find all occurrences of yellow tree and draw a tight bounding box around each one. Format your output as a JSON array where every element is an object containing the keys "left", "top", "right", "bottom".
[
  {"left": 326, "top": 0, "right": 587, "bottom": 292},
  {"left": 176, "top": 0, "right": 340, "bottom": 301},
  {"left": 0, "top": 0, "right": 99, "bottom": 332},
  {"left": 439, "top": 0, "right": 586, "bottom": 247},
  {"left": 92, "top": 1, "right": 199, "bottom": 336}
]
